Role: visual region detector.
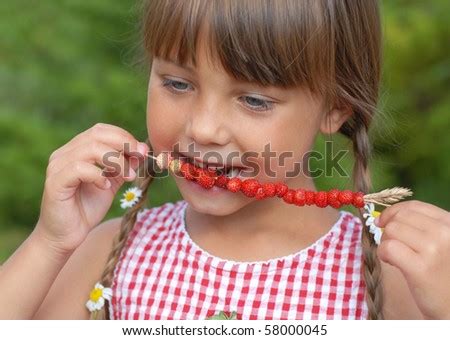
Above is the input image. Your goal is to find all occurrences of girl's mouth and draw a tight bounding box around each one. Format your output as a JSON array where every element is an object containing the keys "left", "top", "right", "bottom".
[{"left": 174, "top": 152, "right": 246, "bottom": 178}]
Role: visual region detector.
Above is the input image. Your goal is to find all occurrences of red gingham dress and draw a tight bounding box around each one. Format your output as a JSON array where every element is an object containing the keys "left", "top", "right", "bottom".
[{"left": 109, "top": 200, "right": 368, "bottom": 319}]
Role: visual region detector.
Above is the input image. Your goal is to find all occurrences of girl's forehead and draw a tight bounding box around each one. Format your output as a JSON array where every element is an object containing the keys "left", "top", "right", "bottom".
[{"left": 162, "top": 56, "right": 212, "bottom": 74}]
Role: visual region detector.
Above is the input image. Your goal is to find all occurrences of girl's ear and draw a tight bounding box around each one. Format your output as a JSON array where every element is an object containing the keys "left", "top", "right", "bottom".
[{"left": 319, "top": 105, "right": 353, "bottom": 135}]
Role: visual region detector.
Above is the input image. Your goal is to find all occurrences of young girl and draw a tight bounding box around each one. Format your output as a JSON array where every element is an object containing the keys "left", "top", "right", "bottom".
[{"left": 1, "top": 0, "right": 449, "bottom": 320}]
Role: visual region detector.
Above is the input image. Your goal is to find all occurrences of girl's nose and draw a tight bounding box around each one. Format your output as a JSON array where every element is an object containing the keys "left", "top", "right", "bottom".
[{"left": 185, "top": 107, "right": 230, "bottom": 146}]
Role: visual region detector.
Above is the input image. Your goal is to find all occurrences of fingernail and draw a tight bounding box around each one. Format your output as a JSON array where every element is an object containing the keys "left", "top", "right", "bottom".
[
  {"left": 137, "top": 142, "right": 147, "bottom": 156},
  {"left": 129, "top": 156, "right": 139, "bottom": 169},
  {"left": 104, "top": 179, "right": 111, "bottom": 189},
  {"left": 127, "top": 168, "right": 136, "bottom": 179},
  {"left": 374, "top": 217, "right": 380, "bottom": 226}
]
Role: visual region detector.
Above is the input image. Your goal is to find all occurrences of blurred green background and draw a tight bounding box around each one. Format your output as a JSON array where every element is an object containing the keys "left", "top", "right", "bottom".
[{"left": 1, "top": 0, "right": 449, "bottom": 262}]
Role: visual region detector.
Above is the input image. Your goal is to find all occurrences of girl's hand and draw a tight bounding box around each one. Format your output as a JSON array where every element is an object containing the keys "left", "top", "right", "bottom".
[
  {"left": 35, "top": 123, "right": 148, "bottom": 256},
  {"left": 376, "top": 200, "right": 450, "bottom": 319}
]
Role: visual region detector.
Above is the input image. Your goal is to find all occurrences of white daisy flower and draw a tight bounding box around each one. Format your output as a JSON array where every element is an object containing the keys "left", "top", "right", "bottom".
[
  {"left": 85, "top": 282, "right": 112, "bottom": 312},
  {"left": 120, "top": 186, "right": 142, "bottom": 209},
  {"left": 363, "top": 203, "right": 380, "bottom": 226},
  {"left": 363, "top": 202, "right": 384, "bottom": 245},
  {"left": 372, "top": 227, "right": 383, "bottom": 245}
]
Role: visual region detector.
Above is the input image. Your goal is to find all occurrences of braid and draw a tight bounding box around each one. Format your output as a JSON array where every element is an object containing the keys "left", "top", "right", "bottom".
[
  {"left": 90, "top": 140, "right": 155, "bottom": 320},
  {"left": 344, "top": 117, "right": 384, "bottom": 320}
]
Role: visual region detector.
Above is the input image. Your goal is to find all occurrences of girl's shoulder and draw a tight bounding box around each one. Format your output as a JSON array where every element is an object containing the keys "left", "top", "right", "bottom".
[
  {"left": 137, "top": 200, "right": 186, "bottom": 221},
  {"left": 130, "top": 200, "right": 186, "bottom": 236}
]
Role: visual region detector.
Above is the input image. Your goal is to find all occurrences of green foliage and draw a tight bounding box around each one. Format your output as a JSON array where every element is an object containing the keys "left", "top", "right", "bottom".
[
  {"left": 0, "top": 112, "right": 70, "bottom": 230},
  {"left": 0, "top": 0, "right": 448, "bottom": 262},
  {"left": 0, "top": 228, "right": 29, "bottom": 262},
  {"left": 376, "top": 0, "right": 450, "bottom": 207}
]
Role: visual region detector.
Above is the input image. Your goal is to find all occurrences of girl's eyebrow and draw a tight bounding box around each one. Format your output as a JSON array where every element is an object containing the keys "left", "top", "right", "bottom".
[{"left": 158, "top": 58, "right": 196, "bottom": 74}]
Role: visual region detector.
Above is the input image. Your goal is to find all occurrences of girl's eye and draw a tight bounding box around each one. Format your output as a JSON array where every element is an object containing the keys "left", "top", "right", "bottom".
[
  {"left": 239, "top": 95, "right": 274, "bottom": 112},
  {"left": 161, "top": 78, "right": 193, "bottom": 93}
]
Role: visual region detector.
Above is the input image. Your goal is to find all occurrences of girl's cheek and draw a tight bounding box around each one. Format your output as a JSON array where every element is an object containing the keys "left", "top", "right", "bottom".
[{"left": 147, "top": 88, "right": 186, "bottom": 150}]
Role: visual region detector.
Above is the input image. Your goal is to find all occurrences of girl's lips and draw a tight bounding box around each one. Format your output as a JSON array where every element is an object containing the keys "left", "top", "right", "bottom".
[{"left": 174, "top": 151, "right": 247, "bottom": 172}]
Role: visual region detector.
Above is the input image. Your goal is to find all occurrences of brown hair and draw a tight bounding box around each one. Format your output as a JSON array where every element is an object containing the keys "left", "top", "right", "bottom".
[{"left": 92, "top": 0, "right": 384, "bottom": 319}]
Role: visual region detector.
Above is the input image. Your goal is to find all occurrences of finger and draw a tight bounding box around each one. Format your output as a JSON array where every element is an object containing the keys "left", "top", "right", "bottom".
[
  {"left": 49, "top": 123, "right": 148, "bottom": 162},
  {"left": 47, "top": 141, "right": 137, "bottom": 181},
  {"left": 397, "top": 210, "right": 441, "bottom": 231},
  {"left": 382, "top": 220, "right": 425, "bottom": 253},
  {"left": 50, "top": 161, "right": 112, "bottom": 192},
  {"left": 378, "top": 200, "right": 450, "bottom": 228},
  {"left": 377, "top": 238, "right": 424, "bottom": 281}
]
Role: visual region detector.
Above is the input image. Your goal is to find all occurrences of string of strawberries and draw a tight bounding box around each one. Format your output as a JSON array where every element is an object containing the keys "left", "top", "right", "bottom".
[{"left": 148, "top": 152, "right": 413, "bottom": 209}]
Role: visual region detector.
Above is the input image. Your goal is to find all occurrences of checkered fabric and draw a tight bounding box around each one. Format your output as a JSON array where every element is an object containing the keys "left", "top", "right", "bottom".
[{"left": 109, "top": 200, "right": 368, "bottom": 320}]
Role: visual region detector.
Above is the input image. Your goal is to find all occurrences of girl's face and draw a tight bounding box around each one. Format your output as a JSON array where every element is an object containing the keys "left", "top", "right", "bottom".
[{"left": 146, "top": 37, "right": 350, "bottom": 217}]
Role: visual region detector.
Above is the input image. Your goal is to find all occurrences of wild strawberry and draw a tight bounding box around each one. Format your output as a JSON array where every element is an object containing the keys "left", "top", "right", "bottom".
[
  {"left": 226, "top": 177, "right": 242, "bottom": 192},
  {"left": 275, "top": 182, "right": 288, "bottom": 197},
  {"left": 205, "top": 168, "right": 217, "bottom": 177},
  {"left": 293, "top": 189, "right": 306, "bottom": 206},
  {"left": 328, "top": 201, "right": 342, "bottom": 209},
  {"left": 168, "top": 159, "right": 182, "bottom": 174},
  {"left": 255, "top": 187, "right": 266, "bottom": 200},
  {"left": 282, "top": 189, "right": 295, "bottom": 204},
  {"left": 314, "top": 191, "right": 328, "bottom": 207},
  {"left": 338, "top": 190, "right": 353, "bottom": 205},
  {"left": 215, "top": 175, "right": 229, "bottom": 188},
  {"left": 327, "top": 188, "right": 339, "bottom": 202},
  {"left": 180, "top": 162, "right": 197, "bottom": 181},
  {"left": 329, "top": 199, "right": 342, "bottom": 208},
  {"left": 155, "top": 152, "right": 173, "bottom": 170},
  {"left": 305, "top": 190, "right": 315, "bottom": 205},
  {"left": 241, "top": 179, "right": 260, "bottom": 197},
  {"left": 196, "top": 169, "right": 215, "bottom": 189},
  {"left": 327, "top": 189, "right": 341, "bottom": 208},
  {"left": 262, "top": 183, "right": 277, "bottom": 197},
  {"left": 352, "top": 191, "right": 365, "bottom": 208}
]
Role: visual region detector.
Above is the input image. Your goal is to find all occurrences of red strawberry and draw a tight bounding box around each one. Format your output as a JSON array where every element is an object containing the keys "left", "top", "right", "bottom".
[
  {"left": 255, "top": 187, "right": 266, "bottom": 200},
  {"left": 190, "top": 162, "right": 201, "bottom": 172},
  {"left": 329, "top": 199, "right": 342, "bottom": 208},
  {"left": 226, "top": 178, "right": 242, "bottom": 192},
  {"left": 293, "top": 189, "right": 306, "bottom": 206},
  {"left": 327, "top": 189, "right": 341, "bottom": 208},
  {"left": 180, "top": 162, "right": 197, "bottom": 181},
  {"left": 282, "top": 189, "right": 295, "bottom": 204},
  {"left": 305, "top": 190, "right": 315, "bottom": 205},
  {"left": 205, "top": 168, "right": 217, "bottom": 177},
  {"left": 314, "top": 191, "right": 328, "bottom": 207},
  {"left": 241, "top": 179, "right": 260, "bottom": 197},
  {"left": 215, "top": 175, "right": 229, "bottom": 188},
  {"left": 275, "top": 182, "right": 288, "bottom": 197},
  {"left": 262, "top": 183, "right": 277, "bottom": 197},
  {"left": 338, "top": 190, "right": 353, "bottom": 205},
  {"left": 196, "top": 169, "right": 215, "bottom": 189},
  {"left": 352, "top": 191, "right": 365, "bottom": 208},
  {"left": 327, "top": 188, "right": 339, "bottom": 202}
]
